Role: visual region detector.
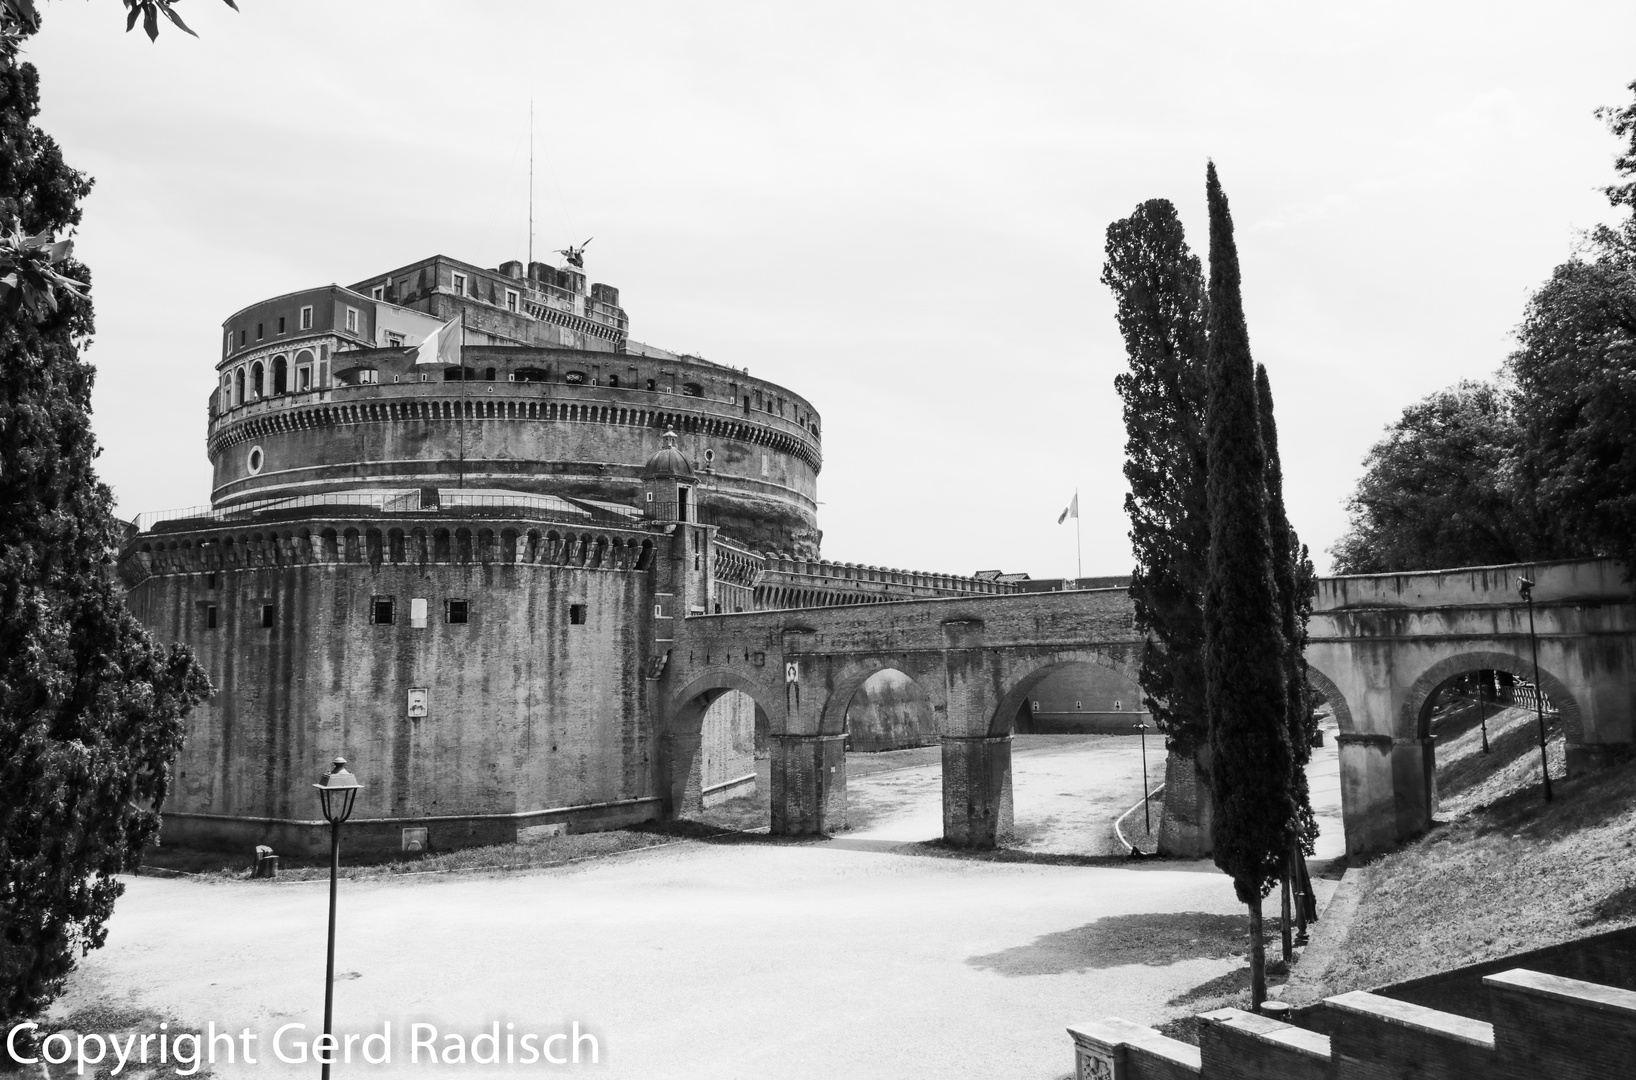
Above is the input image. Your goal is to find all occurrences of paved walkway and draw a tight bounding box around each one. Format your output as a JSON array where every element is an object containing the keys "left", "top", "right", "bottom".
[{"left": 52, "top": 737, "right": 1343, "bottom": 1079}]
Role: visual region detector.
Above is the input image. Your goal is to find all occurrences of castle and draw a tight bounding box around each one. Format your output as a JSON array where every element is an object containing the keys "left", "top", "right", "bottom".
[{"left": 120, "top": 251, "right": 1147, "bottom": 855}]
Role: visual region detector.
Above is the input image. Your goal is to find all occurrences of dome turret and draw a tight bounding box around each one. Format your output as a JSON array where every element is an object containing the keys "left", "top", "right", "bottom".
[{"left": 643, "top": 429, "right": 694, "bottom": 480}]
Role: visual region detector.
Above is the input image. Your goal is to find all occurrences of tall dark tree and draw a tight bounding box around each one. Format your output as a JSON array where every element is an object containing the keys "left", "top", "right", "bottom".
[
  {"left": 1330, "top": 381, "right": 1555, "bottom": 574},
  {"left": 1105, "top": 200, "right": 1210, "bottom": 764},
  {"left": 1255, "top": 364, "right": 1317, "bottom": 857},
  {"left": 0, "top": 14, "right": 209, "bottom": 1031},
  {"left": 1201, "top": 162, "right": 1294, "bottom": 1009}
]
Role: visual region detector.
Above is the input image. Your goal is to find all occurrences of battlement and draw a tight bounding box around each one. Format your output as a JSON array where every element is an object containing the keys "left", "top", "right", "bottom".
[{"left": 754, "top": 551, "right": 1020, "bottom": 608}]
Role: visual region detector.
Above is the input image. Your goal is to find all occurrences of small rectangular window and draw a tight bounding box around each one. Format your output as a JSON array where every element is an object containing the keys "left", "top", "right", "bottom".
[
  {"left": 569, "top": 603, "right": 587, "bottom": 625},
  {"left": 205, "top": 573, "right": 217, "bottom": 589},
  {"left": 371, "top": 596, "right": 395, "bottom": 624},
  {"left": 206, "top": 605, "right": 218, "bottom": 629},
  {"left": 371, "top": 285, "right": 385, "bottom": 301},
  {"left": 446, "top": 598, "right": 469, "bottom": 624},
  {"left": 238, "top": 329, "right": 246, "bottom": 346},
  {"left": 261, "top": 603, "right": 275, "bottom": 628},
  {"left": 298, "top": 366, "right": 311, "bottom": 391},
  {"left": 452, "top": 272, "right": 467, "bottom": 295},
  {"left": 277, "top": 315, "right": 286, "bottom": 334},
  {"left": 345, "top": 306, "right": 360, "bottom": 333},
  {"left": 256, "top": 322, "right": 264, "bottom": 340},
  {"left": 299, "top": 305, "right": 313, "bottom": 330},
  {"left": 505, "top": 288, "right": 519, "bottom": 312},
  {"left": 411, "top": 597, "right": 428, "bottom": 628}
]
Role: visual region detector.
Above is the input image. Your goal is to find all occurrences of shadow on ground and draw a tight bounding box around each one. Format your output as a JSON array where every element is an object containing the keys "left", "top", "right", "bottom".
[{"left": 965, "top": 911, "right": 1253, "bottom": 977}]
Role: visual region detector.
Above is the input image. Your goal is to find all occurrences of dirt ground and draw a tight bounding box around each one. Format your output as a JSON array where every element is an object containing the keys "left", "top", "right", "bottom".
[{"left": 48, "top": 735, "right": 1343, "bottom": 1080}]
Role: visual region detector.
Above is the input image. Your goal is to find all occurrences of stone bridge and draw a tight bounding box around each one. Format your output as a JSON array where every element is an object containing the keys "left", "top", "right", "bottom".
[
  {"left": 1307, "top": 557, "right": 1635, "bottom": 856},
  {"left": 661, "top": 557, "right": 1636, "bottom": 857}
]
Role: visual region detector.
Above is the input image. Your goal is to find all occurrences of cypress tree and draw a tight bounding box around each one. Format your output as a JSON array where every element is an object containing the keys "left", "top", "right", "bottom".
[
  {"left": 1201, "top": 162, "right": 1295, "bottom": 1009},
  {"left": 1255, "top": 363, "right": 1317, "bottom": 856},
  {"left": 0, "top": 17, "right": 210, "bottom": 1029},
  {"left": 1104, "top": 200, "right": 1211, "bottom": 801}
]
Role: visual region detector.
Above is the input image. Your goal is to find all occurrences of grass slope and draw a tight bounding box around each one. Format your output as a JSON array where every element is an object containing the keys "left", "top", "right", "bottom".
[{"left": 1155, "top": 701, "right": 1636, "bottom": 1041}]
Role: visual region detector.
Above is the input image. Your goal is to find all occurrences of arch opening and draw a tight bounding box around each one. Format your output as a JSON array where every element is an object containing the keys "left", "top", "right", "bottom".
[{"left": 664, "top": 672, "right": 778, "bottom": 831}]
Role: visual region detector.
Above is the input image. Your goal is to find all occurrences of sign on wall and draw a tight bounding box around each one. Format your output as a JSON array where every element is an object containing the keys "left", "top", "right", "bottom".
[
  {"left": 785, "top": 661, "right": 800, "bottom": 684},
  {"left": 407, "top": 687, "right": 428, "bottom": 718}
]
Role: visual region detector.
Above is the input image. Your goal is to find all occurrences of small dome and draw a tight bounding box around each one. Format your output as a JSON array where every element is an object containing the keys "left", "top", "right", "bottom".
[{"left": 642, "top": 429, "right": 694, "bottom": 480}]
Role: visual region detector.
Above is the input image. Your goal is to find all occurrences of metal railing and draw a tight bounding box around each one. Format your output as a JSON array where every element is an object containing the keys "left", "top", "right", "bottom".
[
  {"left": 132, "top": 490, "right": 645, "bottom": 534},
  {"left": 641, "top": 501, "right": 712, "bottom": 526}
]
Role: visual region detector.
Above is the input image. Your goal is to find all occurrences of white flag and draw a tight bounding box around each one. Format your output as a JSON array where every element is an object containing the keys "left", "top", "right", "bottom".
[
  {"left": 414, "top": 317, "right": 463, "bottom": 366},
  {"left": 1057, "top": 493, "right": 1078, "bottom": 525}
]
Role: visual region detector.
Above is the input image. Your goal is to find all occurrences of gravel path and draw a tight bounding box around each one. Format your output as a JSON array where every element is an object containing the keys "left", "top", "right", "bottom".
[{"left": 51, "top": 737, "right": 1341, "bottom": 1079}]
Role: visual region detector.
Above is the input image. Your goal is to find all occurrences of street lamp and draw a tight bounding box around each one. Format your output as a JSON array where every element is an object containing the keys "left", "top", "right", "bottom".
[
  {"left": 313, "top": 758, "right": 361, "bottom": 1080},
  {"left": 1132, "top": 720, "right": 1151, "bottom": 835},
  {"left": 1517, "top": 577, "right": 1553, "bottom": 803}
]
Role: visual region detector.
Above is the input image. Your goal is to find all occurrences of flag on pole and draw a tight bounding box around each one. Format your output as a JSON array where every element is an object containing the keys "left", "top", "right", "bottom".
[
  {"left": 414, "top": 316, "right": 463, "bottom": 366},
  {"left": 1057, "top": 493, "right": 1079, "bottom": 525}
]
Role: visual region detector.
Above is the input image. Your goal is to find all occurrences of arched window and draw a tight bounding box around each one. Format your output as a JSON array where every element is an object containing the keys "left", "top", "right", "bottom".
[
  {"left": 235, "top": 367, "right": 246, "bottom": 405},
  {"left": 250, "top": 360, "right": 264, "bottom": 399},
  {"left": 272, "top": 355, "right": 288, "bottom": 395}
]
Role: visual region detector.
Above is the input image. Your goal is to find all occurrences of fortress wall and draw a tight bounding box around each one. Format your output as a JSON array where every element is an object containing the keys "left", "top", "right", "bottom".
[{"left": 127, "top": 554, "right": 660, "bottom": 855}]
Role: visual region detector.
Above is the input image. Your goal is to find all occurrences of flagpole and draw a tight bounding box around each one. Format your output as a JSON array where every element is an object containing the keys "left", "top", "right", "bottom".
[{"left": 1075, "top": 488, "right": 1082, "bottom": 583}]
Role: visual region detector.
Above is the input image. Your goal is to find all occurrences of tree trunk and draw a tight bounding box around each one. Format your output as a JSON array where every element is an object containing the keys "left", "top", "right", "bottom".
[
  {"left": 1280, "top": 864, "right": 1293, "bottom": 961},
  {"left": 1292, "top": 842, "right": 1310, "bottom": 943},
  {"left": 1249, "top": 896, "right": 1267, "bottom": 1010}
]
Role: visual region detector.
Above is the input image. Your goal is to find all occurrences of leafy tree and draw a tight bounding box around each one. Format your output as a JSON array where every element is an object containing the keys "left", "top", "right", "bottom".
[
  {"left": 1105, "top": 200, "right": 1211, "bottom": 760},
  {"left": 0, "top": 13, "right": 210, "bottom": 1032},
  {"left": 1503, "top": 81, "right": 1636, "bottom": 574},
  {"left": 1330, "top": 381, "right": 1552, "bottom": 574},
  {"left": 0, "top": 0, "right": 237, "bottom": 43},
  {"left": 1200, "top": 162, "right": 1294, "bottom": 1010},
  {"left": 1507, "top": 259, "right": 1636, "bottom": 569},
  {"left": 1594, "top": 77, "right": 1636, "bottom": 253}
]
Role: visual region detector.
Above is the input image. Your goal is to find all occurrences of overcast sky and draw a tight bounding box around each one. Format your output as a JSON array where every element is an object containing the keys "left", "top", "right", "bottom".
[{"left": 27, "top": 1, "right": 1636, "bottom": 578}]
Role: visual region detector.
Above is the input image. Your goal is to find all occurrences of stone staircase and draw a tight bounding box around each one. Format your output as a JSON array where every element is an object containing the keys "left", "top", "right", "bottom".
[{"left": 1068, "top": 967, "right": 1636, "bottom": 1079}]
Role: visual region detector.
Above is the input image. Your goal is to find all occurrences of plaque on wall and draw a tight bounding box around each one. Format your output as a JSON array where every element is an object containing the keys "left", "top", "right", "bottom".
[{"left": 407, "top": 687, "right": 428, "bottom": 718}]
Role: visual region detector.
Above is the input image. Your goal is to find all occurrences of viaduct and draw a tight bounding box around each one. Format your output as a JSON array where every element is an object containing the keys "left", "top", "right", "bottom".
[{"left": 662, "top": 557, "right": 1636, "bottom": 858}]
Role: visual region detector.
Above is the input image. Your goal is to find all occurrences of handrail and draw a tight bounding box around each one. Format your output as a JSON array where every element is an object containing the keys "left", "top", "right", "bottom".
[{"left": 132, "top": 490, "right": 644, "bottom": 534}]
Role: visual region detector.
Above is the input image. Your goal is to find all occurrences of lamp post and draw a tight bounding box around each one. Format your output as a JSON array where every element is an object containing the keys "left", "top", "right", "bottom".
[
  {"left": 1517, "top": 577, "right": 1552, "bottom": 803},
  {"left": 313, "top": 758, "right": 361, "bottom": 1080},
  {"left": 1133, "top": 720, "right": 1151, "bottom": 834},
  {"left": 1478, "top": 672, "right": 1490, "bottom": 755}
]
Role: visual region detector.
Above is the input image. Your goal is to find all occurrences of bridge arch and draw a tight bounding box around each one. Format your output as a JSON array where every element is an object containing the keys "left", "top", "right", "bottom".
[
  {"left": 1304, "top": 662, "right": 1356, "bottom": 734},
  {"left": 987, "top": 648, "right": 1143, "bottom": 736},
  {"left": 818, "top": 658, "right": 941, "bottom": 739},
  {"left": 1401, "top": 649, "right": 1581, "bottom": 743},
  {"left": 661, "top": 668, "right": 785, "bottom": 821}
]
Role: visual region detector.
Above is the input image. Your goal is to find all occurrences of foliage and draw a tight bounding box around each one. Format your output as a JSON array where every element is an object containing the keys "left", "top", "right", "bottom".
[
  {"left": 1594, "top": 78, "right": 1636, "bottom": 253},
  {"left": 1200, "top": 162, "right": 1294, "bottom": 1008},
  {"left": 1105, "top": 199, "right": 1211, "bottom": 757},
  {"left": 1506, "top": 254, "right": 1636, "bottom": 572},
  {"left": 1255, "top": 364, "right": 1317, "bottom": 853},
  {"left": 0, "top": 1, "right": 239, "bottom": 43},
  {"left": 1329, "top": 380, "right": 1552, "bottom": 574},
  {"left": 0, "top": 22, "right": 209, "bottom": 1029}
]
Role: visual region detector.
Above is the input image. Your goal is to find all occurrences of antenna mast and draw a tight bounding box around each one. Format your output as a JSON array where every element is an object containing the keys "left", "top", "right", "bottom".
[{"left": 527, "top": 100, "right": 534, "bottom": 267}]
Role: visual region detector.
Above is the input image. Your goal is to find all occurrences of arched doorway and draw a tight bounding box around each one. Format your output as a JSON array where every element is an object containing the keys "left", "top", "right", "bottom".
[{"left": 665, "top": 673, "right": 778, "bottom": 832}]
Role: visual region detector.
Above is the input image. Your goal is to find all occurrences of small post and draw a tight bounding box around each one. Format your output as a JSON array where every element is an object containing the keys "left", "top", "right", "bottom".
[{"left": 1133, "top": 720, "right": 1151, "bottom": 835}]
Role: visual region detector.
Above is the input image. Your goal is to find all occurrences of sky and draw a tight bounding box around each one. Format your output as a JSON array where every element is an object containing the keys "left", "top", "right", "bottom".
[{"left": 25, "top": 0, "right": 1636, "bottom": 578}]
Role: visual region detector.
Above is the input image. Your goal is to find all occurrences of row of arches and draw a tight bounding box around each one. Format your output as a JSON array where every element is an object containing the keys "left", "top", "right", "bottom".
[
  {"left": 209, "top": 395, "right": 823, "bottom": 472},
  {"left": 221, "top": 350, "right": 316, "bottom": 412},
  {"left": 130, "top": 526, "right": 655, "bottom": 574}
]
